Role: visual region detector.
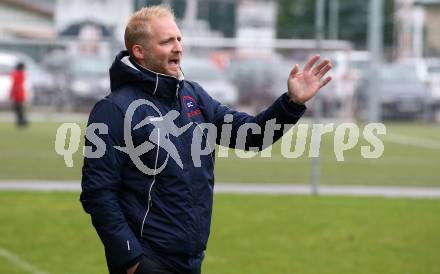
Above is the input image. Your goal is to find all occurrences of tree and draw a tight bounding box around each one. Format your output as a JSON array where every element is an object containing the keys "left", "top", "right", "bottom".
[
  {"left": 276, "top": 0, "right": 395, "bottom": 49},
  {"left": 136, "top": 0, "right": 235, "bottom": 37}
]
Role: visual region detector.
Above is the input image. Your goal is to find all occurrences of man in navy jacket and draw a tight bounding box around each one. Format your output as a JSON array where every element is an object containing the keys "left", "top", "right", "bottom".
[{"left": 80, "top": 5, "right": 332, "bottom": 274}]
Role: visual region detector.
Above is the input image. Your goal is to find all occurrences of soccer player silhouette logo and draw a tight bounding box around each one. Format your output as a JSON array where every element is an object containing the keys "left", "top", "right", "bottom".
[{"left": 115, "top": 99, "right": 192, "bottom": 175}]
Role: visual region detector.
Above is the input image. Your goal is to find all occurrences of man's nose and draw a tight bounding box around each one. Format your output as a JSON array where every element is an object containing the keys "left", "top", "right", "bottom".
[{"left": 173, "top": 40, "right": 183, "bottom": 53}]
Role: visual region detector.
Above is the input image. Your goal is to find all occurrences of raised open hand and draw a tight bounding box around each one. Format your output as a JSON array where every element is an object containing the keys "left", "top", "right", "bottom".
[{"left": 287, "top": 55, "right": 332, "bottom": 105}]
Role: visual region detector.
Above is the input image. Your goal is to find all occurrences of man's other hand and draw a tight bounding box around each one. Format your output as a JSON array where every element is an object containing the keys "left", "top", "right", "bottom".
[
  {"left": 287, "top": 55, "right": 332, "bottom": 105},
  {"left": 127, "top": 261, "right": 140, "bottom": 274}
]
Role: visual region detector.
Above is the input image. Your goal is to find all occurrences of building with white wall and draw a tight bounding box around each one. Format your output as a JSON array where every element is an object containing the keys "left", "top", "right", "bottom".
[
  {"left": 55, "top": 0, "right": 133, "bottom": 42},
  {"left": 395, "top": 0, "right": 440, "bottom": 58},
  {"left": 0, "top": 0, "right": 54, "bottom": 39}
]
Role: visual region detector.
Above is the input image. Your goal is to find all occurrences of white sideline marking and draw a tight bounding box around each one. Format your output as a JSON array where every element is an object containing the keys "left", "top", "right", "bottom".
[
  {"left": 0, "top": 247, "right": 49, "bottom": 274},
  {"left": 1, "top": 181, "right": 440, "bottom": 198},
  {"left": 215, "top": 183, "right": 440, "bottom": 198},
  {"left": 0, "top": 181, "right": 80, "bottom": 191},
  {"left": 384, "top": 133, "right": 440, "bottom": 149}
]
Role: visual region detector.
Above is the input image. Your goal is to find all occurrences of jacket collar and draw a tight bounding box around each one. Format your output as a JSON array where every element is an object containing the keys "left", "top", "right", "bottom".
[{"left": 113, "top": 50, "right": 184, "bottom": 102}]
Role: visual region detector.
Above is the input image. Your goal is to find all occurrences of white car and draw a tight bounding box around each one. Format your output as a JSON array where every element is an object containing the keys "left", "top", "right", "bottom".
[
  {"left": 398, "top": 57, "right": 440, "bottom": 118},
  {"left": 181, "top": 57, "right": 238, "bottom": 106}
]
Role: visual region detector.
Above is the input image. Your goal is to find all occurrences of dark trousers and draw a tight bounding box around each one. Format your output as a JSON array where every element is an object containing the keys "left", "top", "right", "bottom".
[
  {"left": 134, "top": 256, "right": 177, "bottom": 274},
  {"left": 13, "top": 102, "right": 27, "bottom": 127},
  {"left": 133, "top": 256, "right": 201, "bottom": 274}
]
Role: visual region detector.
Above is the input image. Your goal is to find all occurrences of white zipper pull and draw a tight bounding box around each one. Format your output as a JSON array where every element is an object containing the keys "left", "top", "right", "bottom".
[{"left": 176, "top": 83, "right": 179, "bottom": 98}]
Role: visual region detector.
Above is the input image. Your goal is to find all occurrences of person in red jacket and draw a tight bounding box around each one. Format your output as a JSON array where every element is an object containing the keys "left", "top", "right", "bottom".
[{"left": 10, "top": 62, "right": 28, "bottom": 127}]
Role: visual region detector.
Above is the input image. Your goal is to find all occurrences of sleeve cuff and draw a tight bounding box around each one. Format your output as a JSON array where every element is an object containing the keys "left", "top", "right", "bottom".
[{"left": 280, "top": 93, "right": 307, "bottom": 115}]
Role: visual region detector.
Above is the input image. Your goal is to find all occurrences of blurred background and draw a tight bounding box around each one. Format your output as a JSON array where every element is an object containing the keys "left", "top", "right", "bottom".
[
  {"left": 0, "top": 1, "right": 439, "bottom": 274},
  {"left": 0, "top": 0, "right": 439, "bottom": 119}
]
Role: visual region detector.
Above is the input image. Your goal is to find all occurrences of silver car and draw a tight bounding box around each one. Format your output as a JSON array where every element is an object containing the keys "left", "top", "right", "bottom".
[
  {"left": 43, "top": 52, "right": 111, "bottom": 111},
  {"left": 355, "top": 63, "right": 430, "bottom": 120},
  {"left": 181, "top": 57, "right": 238, "bottom": 106}
]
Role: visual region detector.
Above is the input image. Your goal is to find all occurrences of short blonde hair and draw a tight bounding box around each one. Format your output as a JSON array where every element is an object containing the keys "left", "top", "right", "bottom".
[{"left": 124, "top": 5, "right": 175, "bottom": 55}]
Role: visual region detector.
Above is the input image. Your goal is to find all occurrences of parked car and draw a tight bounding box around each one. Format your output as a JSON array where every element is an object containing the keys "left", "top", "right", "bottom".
[
  {"left": 224, "top": 52, "right": 292, "bottom": 110},
  {"left": 42, "top": 51, "right": 111, "bottom": 110},
  {"left": 69, "top": 57, "right": 110, "bottom": 98},
  {"left": 397, "top": 58, "right": 440, "bottom": 120},
  {"left": 181, "top": 57, "right": 238, "bottom": 106},
  {"left": 355, "top": 63, "right": 430, "bottom": 120},
  {"left": 422, "top": 58, "right": 440, "bottom": 77},
  {"left": 0, "top": 51, "right": 56, "bottom": 106}
]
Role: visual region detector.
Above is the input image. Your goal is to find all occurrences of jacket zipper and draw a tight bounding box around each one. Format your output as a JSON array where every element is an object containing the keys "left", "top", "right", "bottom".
[
  {"left": 140, "top": 128, "right": 161, "bottom": 238},
  {"left": 173, "top": 83, "right": 180, "bottom": 110},
  {"left": 176, "top": 83, "right": 179, "bottom": 98}
]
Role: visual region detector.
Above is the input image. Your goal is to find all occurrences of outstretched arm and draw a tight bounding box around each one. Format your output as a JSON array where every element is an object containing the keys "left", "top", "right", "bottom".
[{"left": 194, "top": 55, "right": 333, "bottom": 151}]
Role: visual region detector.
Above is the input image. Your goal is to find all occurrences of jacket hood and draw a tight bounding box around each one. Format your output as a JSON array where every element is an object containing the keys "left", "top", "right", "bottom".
[{"left": 109, "top": 50, "right": 184, "bottom": 101}]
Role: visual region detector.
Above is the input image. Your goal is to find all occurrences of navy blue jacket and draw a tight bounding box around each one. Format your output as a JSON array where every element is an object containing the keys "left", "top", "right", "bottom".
[{"left": 80, "top": 50, "right": 306, "bottom": 274}]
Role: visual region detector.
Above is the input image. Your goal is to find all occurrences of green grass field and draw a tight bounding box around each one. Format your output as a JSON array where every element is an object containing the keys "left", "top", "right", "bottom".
[
  {"left": 1, "top": 121, "right": 439, "bottom": 274},
  {"left": 0, "top": 121, "right": 439, "bottom": 186},
  {"left": 0, "top": 192, "right": 439, "bottom": 274}
]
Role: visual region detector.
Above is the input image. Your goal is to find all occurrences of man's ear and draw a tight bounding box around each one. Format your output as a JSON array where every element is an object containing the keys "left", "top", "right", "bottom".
[{"left": 131, "top": 44, "right": 144, "bottom": 61}]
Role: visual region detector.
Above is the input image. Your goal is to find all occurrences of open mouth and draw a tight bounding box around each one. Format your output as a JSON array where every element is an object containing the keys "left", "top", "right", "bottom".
[{"left": 168, "top": 58, "right": 180, "bottom": 66}]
